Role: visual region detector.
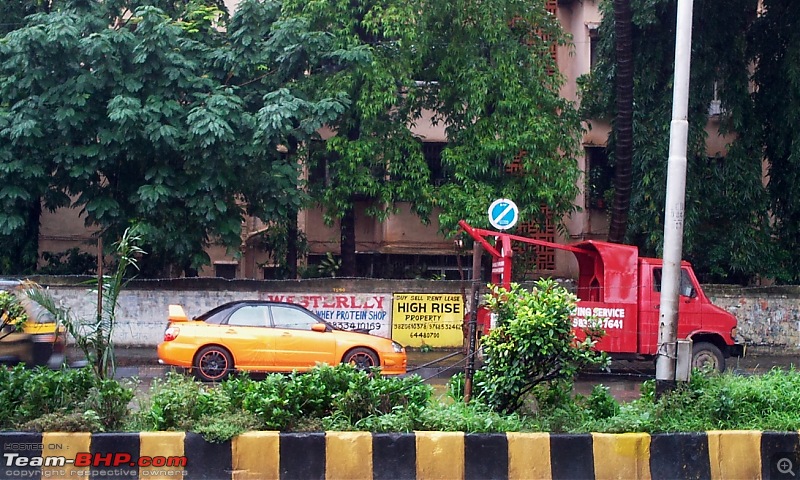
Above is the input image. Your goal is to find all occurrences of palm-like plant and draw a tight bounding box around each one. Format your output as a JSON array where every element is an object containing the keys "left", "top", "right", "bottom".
[{"left": 23, "top": 228, "right": 144, "bottom": 379}]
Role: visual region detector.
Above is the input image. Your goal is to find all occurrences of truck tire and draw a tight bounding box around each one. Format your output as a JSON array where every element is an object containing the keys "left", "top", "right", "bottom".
[{"left": 692, "top": 342, "right": 725, "bottom": 373}]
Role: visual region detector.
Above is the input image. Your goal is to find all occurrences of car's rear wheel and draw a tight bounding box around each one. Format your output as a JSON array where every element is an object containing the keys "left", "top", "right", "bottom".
[
  {"left": 343, "top": 347, "right": 379, "bottom": 371},
  {"left": 194, "top": 346, "right": 233, "bottom": 382}
]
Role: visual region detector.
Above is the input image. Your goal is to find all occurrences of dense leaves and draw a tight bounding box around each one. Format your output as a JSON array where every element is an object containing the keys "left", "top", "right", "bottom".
[
  {"left": 478, "top": 280, "right": 607, "bottom": 414},
  {"left": 1, "top": 0, "right": 587, "bottom": 277},
  {"left": 581, "top": 0, "right": 781, "bottom": 283},
  {"left": 0, "top": 0, "right": 349, "bottom": 276},
  {"left": 421, "top": 0, "right": 584, "bottom": 235}
]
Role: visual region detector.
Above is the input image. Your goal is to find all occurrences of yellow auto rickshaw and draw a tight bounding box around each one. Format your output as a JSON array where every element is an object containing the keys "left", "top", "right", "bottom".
[{"left": 0, "top": 280, "right": 66, "bottom": 368}]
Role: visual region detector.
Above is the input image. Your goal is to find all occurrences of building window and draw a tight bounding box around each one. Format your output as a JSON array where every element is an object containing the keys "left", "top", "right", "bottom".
[
  {"left": 587, "top": 22, "right": 600, "bottom": 69},
  {"left": 423, "top": 142, "right": 448, "bottom": 186},
  {"left": 214, "top": 263, "right": 237, "bottom": 279},
  {"left": 262, "top": 266, "right": 280, "bottom": 280},
  {"left": 586, "top": 146, "right": 613, "bottom": 210}
]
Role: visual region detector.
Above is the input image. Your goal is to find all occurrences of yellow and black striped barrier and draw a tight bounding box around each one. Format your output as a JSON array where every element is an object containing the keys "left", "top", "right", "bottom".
[{"left": 1, "top": 430, "right": 798, "bottom": 479}]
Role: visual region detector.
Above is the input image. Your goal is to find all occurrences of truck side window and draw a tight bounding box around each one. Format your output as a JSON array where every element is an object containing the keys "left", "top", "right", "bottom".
[
  {"left": 653, "top": 268, "right": 696, "bottom": 298},
  {"left": 653, "top": 269, "right": 662, "bottom": 292},
  {"left": 680, "top": 269, "right": 696, "bottom": 298}
]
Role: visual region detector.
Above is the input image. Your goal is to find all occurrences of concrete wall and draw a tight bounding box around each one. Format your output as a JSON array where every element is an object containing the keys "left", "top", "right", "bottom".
[
  {"left": 26, "top": 277, "right": 800, "bottom": 353},
  {"left": 1, "top": 430, "right": 796, "bottom": 479},
  {"left": 705, "top": 285, "right": 800, "bottom": 355}
]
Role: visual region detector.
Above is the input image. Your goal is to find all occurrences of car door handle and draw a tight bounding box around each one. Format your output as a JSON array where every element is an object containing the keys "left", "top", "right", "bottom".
[
  {"left": 225, "top": 329, "right": 237, "bottom": 334},
  {"left": 655, "top": 304, "right": 659, "bottom": 309}
]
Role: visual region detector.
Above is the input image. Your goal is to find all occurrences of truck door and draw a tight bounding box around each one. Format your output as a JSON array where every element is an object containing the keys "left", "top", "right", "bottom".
[{"left": 642, "top": 267, "right": 703, "bottom": 352}]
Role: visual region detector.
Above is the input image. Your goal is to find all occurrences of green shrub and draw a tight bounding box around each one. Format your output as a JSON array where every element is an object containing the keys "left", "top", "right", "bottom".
[
  {"left": 0, "top": 366, "right": 99, "bottom": 428},
  {"left": 0, "top": 290, "right": 28, "bottom": 332},
  {"left": 0, "top": 366, "right": 132, "bottom": 431},
  {"left": 480, "top": 280, "right": 608, "bottom": 413},
  {"left": 136, "top": 371, "right": 228, "bottom": 431},
  {"left": 191, "top": 410, "right": 261, "bottom": 443},
  {"left": 84, "top": 378, "right": 136, "bottom": 431},
  {"left": 19, "top": 411, "right": 104, "bottom": 433},
  {"left": 585, "top": 384, "right": 620, "bottom": 419}
]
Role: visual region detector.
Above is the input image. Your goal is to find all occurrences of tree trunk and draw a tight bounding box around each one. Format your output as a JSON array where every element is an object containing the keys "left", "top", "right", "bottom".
[
  {"left": 339, "top": 206, "right": 357, "bottom": 277},
  {"left": 608, "top": 0, "right": 634, "bottom": 244},
  {"left": 286, "top": 211, "right": 298, "bottom": 279}
]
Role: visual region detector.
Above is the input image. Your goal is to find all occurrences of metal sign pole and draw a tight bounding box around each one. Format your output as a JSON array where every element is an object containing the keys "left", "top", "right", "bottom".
[{"left": 463, "top": 243, "right": 482, "bottom": 403}]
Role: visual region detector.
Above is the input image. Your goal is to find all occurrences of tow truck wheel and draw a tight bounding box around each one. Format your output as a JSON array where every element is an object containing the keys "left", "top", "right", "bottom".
[{"left": 692, "top": 342, "right": 725, "bottom": 373}]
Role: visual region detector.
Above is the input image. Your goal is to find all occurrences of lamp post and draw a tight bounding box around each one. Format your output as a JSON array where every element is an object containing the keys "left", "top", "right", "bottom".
[{"left": 656, "top": 0, "right": 694, "bottom": 394}]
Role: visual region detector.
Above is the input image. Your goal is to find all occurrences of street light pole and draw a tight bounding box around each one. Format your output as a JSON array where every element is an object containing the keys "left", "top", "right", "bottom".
[{"left": 656, "top": 0, "right": 694, "bottom": 395}]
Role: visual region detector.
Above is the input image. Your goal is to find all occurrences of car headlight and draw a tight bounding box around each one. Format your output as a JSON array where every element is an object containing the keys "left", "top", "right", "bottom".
[{"left": 391, "top": 341, "right": 404, "bottom": 353}]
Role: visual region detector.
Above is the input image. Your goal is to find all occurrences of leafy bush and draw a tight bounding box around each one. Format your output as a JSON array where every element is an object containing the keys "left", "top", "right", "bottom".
[
  {"left": 0, "top": 290, "right": 28, "bottom": 332},
  {"left": 0, "top": 366, "right": 97, "bottom": 427},
  {"left": 84, "top": 379, "right": 136, "bottom": 431},
  {"left": 0, "top": 366, "right": 133, "bottom": 431},
  {"left": 133, "top": 371, "right": 229, "bottom": 431},
  {"left": 19, "top": 411, "right": 104, "bottom": 433},
  {"left": 479, "top": 280, "right": 608, "bottom": 413},
  {"left": 131, "top": 364, "right": 433, "bottom": 440}
]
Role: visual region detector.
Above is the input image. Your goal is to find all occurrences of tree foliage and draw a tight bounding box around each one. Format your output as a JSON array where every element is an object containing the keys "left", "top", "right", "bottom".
[
  {"left": 2, "top": 0, "right": 588, "bottom": 278},
  {"left": 281, "top": 0, "right": 434, "bottom": 276},
  {"left": 752, "top": 0, "right": 800, "bottom": 282},
  {"left": 581, "top": 0, "right": 776, "bottom": 284},
  {"left": 421, "top": 0, "right": 584, "bottom": 235},
  {"left": 0, "top": 0, "right": 349, "bottom": 276}
]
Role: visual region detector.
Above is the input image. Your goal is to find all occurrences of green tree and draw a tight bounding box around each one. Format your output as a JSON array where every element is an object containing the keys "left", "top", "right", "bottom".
[
  {"left": 752, "top": 0, "right": 800, "bottom": 282},
  {"left": 581, "top": 0, "right": 772, "bottom": 284},
  {"left": 421, "top": 0, "right": 584, "bottom": 235},
  {"left": 0, "top": 0, "right": 348, "bottom": 277},
  {"left": 280, "top": 0, "right": 434, "bottom": 277}
]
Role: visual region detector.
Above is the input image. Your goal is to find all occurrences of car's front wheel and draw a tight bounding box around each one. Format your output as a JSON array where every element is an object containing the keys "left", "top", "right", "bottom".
[
  {"left": 194, "top": 346, "right": 233, "bottom": 382},
  {"left": 343, "top": 347, "right": 379, "bottom": 371}
]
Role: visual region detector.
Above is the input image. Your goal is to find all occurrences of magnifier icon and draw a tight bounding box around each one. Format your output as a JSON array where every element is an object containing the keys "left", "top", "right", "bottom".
[{"left": 778, "top": 457, "right": 796, "bottom": 476}]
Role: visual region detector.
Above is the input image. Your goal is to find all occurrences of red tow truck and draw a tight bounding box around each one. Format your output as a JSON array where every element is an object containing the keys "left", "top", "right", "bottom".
[{"left": 459, "top": 221, "right": 744, "bottom": 372}]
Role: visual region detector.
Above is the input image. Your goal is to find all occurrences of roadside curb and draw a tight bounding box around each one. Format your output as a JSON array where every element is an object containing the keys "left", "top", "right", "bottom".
[{"left": 1, "top": 430, "right": 793, "bottom": 479}]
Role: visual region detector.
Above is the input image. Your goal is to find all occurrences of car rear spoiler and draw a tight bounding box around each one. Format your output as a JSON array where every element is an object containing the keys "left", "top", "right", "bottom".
[{"left": 168, "top": 305, "right": 189, "bottom": 322}]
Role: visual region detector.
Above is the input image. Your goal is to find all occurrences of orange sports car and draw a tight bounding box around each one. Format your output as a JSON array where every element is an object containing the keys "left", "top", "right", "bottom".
[{"left": 157, "top": 300, "right": 407, "bottom": 381}]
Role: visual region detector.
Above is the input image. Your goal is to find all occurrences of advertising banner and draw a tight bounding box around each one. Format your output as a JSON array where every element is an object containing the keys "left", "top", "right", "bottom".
[
  {"left": 392, "top": 293, "right": 464, "bottom": 347},
  {"left": 261, "top": 293, "right": 393, "bottom": 338}
]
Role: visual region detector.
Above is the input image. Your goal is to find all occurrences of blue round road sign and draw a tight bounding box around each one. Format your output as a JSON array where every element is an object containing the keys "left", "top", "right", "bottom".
[{"left": 488, "top": 199, "right": 519, "bottom": 230}]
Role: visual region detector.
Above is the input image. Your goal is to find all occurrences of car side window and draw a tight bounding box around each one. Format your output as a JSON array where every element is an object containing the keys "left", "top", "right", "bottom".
[
  {"left": 270, "top": 305, "right": 320, "bottom": 331},
  {"left": 227, "top": 305, "right": 268, "bottom": 327}
]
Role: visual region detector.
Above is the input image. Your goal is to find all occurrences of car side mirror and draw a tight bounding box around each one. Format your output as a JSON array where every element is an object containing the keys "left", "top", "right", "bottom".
[{"left": 311, "top": 323, "right": 327, "bottom": 332}]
